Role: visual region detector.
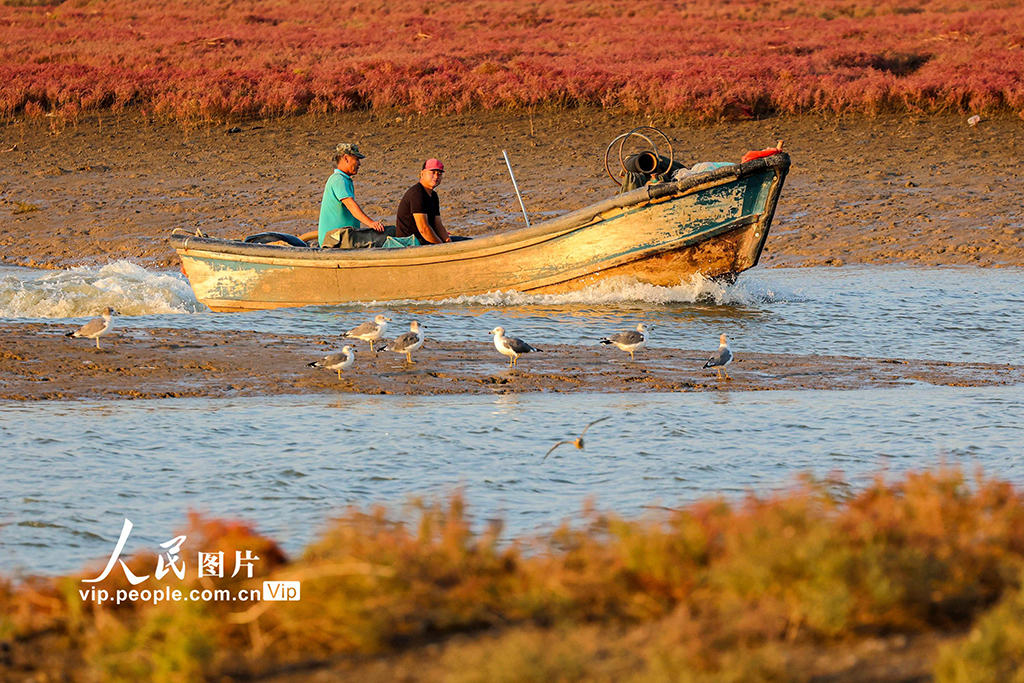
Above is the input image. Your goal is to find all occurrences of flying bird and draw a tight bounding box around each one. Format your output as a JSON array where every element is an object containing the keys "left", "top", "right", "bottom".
[
  {"left": 543, "top": 416, "right": 612, "bottom": 460},
  {"left": 703, "top": 333, "right": 733, "bottom": 379},
  {"left": 342, "top": 314, "right": 391, "bottom": 355},
  {"left": 307, "top": 345, "right": 356, "bottom": 380},
  {"left": 490, "top": 327, "right": 541, "bottom": 368},
  {"left": 65, "top": 307, "right": 118, "bottom": 348},
  {"left": 599, "top": 323, "right": 648, "bottom": 360},
  {"left": 380, "top": 321, "right": 424, "bottom": 364}
]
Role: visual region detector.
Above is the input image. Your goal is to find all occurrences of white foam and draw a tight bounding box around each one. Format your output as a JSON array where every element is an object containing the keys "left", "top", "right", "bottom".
[
  {"left": 394, "top": 274, "right": 793, "bottom": 308},
  {"left": 0, "top": 261, "right": 203, "bottom": 319}
]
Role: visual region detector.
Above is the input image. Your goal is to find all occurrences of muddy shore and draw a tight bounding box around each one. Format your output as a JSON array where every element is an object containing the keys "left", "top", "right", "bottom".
[
  {"left": 1, "top": 323, "right": 1018, "bottom": 401},
  {"left": 1, "top": 111, "right": 1022, "bottom": 271}
]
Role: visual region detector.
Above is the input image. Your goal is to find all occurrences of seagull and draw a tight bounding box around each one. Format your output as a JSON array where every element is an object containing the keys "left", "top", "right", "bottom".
[
  {"left": 342, "top": 314, "right": 391, "bottom": 355},
  {"left": 65, "top": 307, "right": 118, "bottom": 348},
  {"left": 703, "top": 333, "right": 733, "bottom": 379},
  {"left": 380, "top": 321, "right": 424, "bottom": 364},
  {"left": 307, "top": 345, "right": 356, "bottom": 380},
  {"left": 599, "top": 323, "right": 648, "bottom": 360},
  {"left": 490, "top": 327, "right": 541, "bottom": 368},
  {"left": 543, "top": 417, "right": 611, "bottom": 460}
]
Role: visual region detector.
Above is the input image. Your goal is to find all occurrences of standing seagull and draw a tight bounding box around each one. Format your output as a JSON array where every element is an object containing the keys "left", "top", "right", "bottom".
[
  {"left": 381, "top": 321, "right": 424, "bottom": 364},
  {"left": 543, "top": 416, "right": 611, "bottom": 460},
  {"left": 599, "top": 323, "right": 648, "bottom": 361},
  {"left": 703, "top": 334, "right": 733, "bottom": 379},
  {"left": 307, "top": 346, "right": 356, "bottom": 380},
  {"left": 490, "top": 327, "right": 542, "bottom": 368},
  {"left": 342, "top": 314, "right": 391, "bottom": 356},
  {"left": 65, "top": 307, "right": 118, "bottom": 349}
]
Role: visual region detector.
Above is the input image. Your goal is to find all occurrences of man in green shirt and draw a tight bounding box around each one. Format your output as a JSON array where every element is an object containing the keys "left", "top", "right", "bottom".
[{"left": 318, "top": 142, "right": 385, "bottom": 247}]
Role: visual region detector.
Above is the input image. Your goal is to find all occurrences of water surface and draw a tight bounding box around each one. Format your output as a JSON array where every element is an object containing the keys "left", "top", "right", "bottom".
[{"left": 3, "top": 386, "right": 1021, "bottom": 575}]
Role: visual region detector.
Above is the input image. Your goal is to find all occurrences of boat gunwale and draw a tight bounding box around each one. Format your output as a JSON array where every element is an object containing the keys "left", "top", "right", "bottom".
[{"left": 171, "top": 153, "right": 790, "bottom": 267}]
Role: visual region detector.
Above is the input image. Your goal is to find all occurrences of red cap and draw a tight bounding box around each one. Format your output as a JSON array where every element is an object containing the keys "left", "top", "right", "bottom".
[{"left": 424, "top": 158, "right": 444, "bottom": 172}]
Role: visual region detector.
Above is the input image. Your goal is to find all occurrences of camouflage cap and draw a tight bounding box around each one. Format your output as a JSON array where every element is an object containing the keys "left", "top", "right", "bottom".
[{"left": 335, "top": 142, "right": 366, "bottom": 159}]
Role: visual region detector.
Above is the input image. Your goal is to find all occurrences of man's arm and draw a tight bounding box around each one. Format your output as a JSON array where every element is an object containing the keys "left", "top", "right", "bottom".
[
  {"left": 433, "top": 216, "right": 452, "bottom": 243},
  {"left": 412, "top": 213, "right": 444, "bottom": 244},
  {"left": 341, "top": 197, "right": 385, "bottom": 232}
]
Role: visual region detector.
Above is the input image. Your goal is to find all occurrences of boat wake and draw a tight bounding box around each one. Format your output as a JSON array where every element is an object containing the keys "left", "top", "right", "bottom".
[
  {"left": 0, "top": 261, "right": 203, "bottom": 319},
  {"left": 0, "top": 262, "right": 798, "bottom": 320},
  {"left": 419, "top": 274, "right": 794, "bottom": 308}
]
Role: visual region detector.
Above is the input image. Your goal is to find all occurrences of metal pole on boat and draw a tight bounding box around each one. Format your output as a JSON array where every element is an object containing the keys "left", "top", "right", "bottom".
[{"left": 502, "top": 150, "right": 531, "bottom": 229}]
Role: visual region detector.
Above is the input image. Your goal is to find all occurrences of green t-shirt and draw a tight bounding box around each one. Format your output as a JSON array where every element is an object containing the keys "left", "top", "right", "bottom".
[{"left": 318, "top": 170, "right": 357, "bottom": 246}]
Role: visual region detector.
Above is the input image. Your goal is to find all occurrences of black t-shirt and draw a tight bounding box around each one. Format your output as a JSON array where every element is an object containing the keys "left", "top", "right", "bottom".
[{"left": 396, "top": 183, "right": 440, "bottom": 242}]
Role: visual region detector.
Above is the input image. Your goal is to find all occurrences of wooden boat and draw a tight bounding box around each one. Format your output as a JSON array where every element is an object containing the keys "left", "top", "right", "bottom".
[{"left": 171, "top": 152, "right": 789, "bottom": 312}]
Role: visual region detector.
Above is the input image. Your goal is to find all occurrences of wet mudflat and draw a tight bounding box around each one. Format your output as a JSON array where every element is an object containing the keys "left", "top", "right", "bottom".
[
  {"left": 0, "top": 322, "right": 1019, "bottom": 401},
  {"left": 1, "top": 112, "right": 1022, "bottom": 271}
]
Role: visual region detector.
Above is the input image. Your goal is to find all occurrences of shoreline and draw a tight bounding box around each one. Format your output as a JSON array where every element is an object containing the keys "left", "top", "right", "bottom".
[{"left": 1, "top": 323, "right": 1019, "bottom": 401}]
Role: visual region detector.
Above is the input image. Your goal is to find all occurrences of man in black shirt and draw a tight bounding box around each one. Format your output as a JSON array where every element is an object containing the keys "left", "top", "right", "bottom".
[{"left": 396, "top": 159, "right": 465, "bottom": 245}]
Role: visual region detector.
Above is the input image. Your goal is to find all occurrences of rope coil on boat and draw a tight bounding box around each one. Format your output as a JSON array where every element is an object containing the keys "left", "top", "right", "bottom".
[{"left": 604, "top": 126, "right": 675, "bottom": 188}]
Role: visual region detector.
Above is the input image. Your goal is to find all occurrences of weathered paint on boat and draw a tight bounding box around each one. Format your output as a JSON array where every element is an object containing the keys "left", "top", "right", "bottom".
[{"left": 172, "top": 153, "right": 789, "bottom": 311}]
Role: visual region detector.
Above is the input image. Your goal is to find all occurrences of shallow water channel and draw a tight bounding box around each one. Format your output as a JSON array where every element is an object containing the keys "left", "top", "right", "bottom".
[
  {"left": 3, "top": 386, "right": 1023, "bottom": 576},
  {"left": 1, "top": 263, "right": 1022, "bottom": 575}
]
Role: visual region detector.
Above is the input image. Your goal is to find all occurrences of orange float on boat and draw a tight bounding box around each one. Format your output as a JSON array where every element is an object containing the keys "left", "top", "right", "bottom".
[{"left": 741, "top": 140, "right": 785, "bottom": 164}]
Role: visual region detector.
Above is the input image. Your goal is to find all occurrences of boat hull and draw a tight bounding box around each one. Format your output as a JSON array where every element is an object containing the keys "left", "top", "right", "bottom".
[{"left": 173, "top": 154, "right": 789, "bottom": 311}]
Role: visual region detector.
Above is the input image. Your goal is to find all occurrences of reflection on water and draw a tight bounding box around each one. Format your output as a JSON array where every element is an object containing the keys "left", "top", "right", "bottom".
[
  {"left": 2, "top": 262, "right": 1023, "bottom": 363},
  {"left": 2, "top": 386, "right": 1022, "bottom": 575}
]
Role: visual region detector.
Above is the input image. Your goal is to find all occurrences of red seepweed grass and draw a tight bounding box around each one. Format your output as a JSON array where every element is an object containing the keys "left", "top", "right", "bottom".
[
  {"left": 4, "top": 468, "right": 1024, "bottom": 681},
  {"left": 1, "top": 0, "right": 1022, "bottom": 127}
]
